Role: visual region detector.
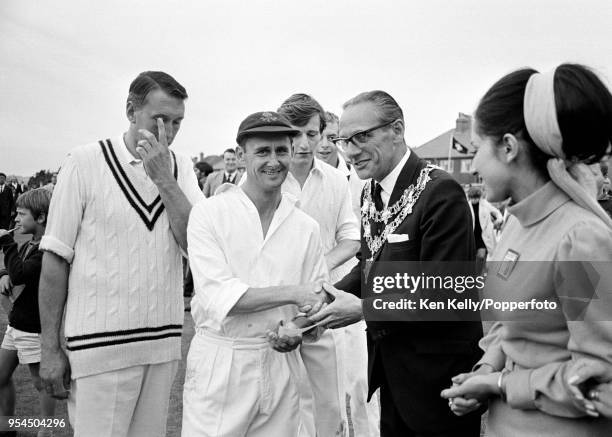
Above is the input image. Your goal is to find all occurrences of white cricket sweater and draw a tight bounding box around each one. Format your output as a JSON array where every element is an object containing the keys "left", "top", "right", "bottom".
[{"left": 41, "top": 136, "right": 203, "bottom": 378}]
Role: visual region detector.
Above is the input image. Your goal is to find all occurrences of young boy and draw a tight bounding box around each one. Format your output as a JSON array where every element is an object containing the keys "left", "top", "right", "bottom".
[{"left": 0, "top": 188, "right": 55, "bottom": 437}]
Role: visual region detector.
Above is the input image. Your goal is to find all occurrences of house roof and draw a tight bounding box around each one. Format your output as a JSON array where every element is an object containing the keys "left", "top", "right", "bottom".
[{"left": 413, "top": 128, "right": 474, "bottom": 159}]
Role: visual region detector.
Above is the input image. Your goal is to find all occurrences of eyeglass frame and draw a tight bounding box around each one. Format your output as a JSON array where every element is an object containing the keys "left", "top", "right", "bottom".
[{"left": 331, "top": 119, "right": 397, "bottom": 150}]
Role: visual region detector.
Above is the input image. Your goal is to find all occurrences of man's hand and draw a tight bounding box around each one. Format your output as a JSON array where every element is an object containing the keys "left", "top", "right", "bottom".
[
  {"left": 40, "top": 347, "right": 71, "bottom": 399},
  {"left": 267, "top": 322, "right": 303, "bottom": 353},
  {"left": 137, "top": 118, "right": 173, "bottom": 184},
  {"left": 0, "top": 275, "right": 11, "bottom": 296},
  {"left": 307, "top": 283, "right": 362, "bottom": 329},
  {"left": 294, "top": 282, "right": 328, "bottom": 315}
]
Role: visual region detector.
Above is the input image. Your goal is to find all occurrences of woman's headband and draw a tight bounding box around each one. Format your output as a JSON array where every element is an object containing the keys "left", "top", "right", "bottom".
[
  {"left": 524, "top": 67, "right": 612, "bottom": 227},
  {"left": 523, "top": 69, "right": 565, "bottom": 158}
]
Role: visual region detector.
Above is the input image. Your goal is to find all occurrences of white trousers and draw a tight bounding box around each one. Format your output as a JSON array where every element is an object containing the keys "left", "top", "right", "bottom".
[
  {"left": 293, "top": 329, "right": 347, "bottom": 437},
  {"left": 341, "top": 321, "right": 380, "bottom": 437},
  {"left": 67, "top": 360, "right": 179, "bottom": 437},
  {"left": 182, "top": 329, "right": 300, "bottom": 437}
]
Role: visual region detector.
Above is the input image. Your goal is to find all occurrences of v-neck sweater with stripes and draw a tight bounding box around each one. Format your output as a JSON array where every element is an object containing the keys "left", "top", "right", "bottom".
[{"left": 41, "top": 137, "right": 203, "bottom": 378}]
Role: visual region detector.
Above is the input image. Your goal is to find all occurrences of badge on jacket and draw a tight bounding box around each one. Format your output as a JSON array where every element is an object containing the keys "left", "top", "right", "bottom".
[{"left": 497, "top": 249, "right": 520, "bottom": 280}]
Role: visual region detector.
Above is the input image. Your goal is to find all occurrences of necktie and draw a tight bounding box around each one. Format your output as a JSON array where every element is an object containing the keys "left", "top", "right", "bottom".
[
  {"left": 373, "top": 182, "right": 384, "bottom": 211},
  {"left": 371, "top": 182, "right": 384, "bottom": 236}
]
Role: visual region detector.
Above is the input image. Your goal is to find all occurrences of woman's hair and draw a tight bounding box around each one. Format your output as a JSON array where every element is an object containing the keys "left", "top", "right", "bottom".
[
  {"left": 475, "top": 64, "right": 612, "bottom": 171},
  {"left": 554, "top": 64, "right": 612, "bottom": 162},
  {"left": 475, "top": 68, "right": 549, "bottom": 174}
]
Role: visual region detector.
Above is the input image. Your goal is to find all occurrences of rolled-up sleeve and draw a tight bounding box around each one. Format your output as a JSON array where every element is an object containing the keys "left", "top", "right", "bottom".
[
  {"left": 187, "top": 201, "right": 249, "bottom": 331},
  {"left": 40, "top": 154, "right": 85, "bottom": 263},
  {"left": 335, "top": 179, "right": 359, "bottom": 243}
]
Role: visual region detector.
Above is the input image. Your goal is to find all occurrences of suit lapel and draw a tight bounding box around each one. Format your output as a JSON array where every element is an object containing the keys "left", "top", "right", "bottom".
[
  {"left": 372, "top": 151, "right": 426, "bottom": 262},
  {"left": 387, "top": 151, "right": 423, "bottom": 207}
]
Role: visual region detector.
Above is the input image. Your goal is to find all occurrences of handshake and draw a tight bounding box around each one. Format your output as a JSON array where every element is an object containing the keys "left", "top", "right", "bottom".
[
  {"left": 267, "top": 282, "right": 362, "bottom": 353},
  {"left": 294, "top": 281, "right": 334, "bottom": 316},
  {"left": 266, "top": 281, "right": 332, "bottom": 353}
]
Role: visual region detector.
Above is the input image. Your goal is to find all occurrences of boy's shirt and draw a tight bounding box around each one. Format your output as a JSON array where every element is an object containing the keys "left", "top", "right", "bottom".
[{"left": 0, "top": 234, "right": 43, "bottom": 333}]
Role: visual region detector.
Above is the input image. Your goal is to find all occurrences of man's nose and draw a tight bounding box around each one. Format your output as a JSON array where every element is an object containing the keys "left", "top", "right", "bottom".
[
  {"left": 164, "top": 123, "right": 174, "bottom": 143},
  {"left": 295, "top": 135, "right": 310, "bottom": 150},
  {"left": 268, "top": 149, "right": 282, "bottom": 164},
  {"left": 344, "top": 142, "right": 361, "bottom": 160}
]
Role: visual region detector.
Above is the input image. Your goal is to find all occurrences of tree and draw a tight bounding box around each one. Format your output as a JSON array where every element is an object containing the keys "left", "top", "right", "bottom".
[{"left": 28, "top": 170, "right": 54, "bottom": 188}]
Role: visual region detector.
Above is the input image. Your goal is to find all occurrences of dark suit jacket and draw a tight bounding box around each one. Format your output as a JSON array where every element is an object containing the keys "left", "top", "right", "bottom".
[
  {"left": 202, "top": 170, "right": 244, "bottom": 198},
  {"left": 0, "top": 185, "right": 15, "bottom": 228},
  {"left": 335, "top": 151, "right": 483, "bottom": 434},
  {"left": 11, "top": 184, "right": 23, "bottom": 202}
]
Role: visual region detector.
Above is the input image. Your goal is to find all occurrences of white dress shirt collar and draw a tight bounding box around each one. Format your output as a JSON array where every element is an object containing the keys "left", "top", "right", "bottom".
[
  {"left": 116, "top": 134, "right": 143, "bottom": 166},
  {"left": 311, "top": 157, "right": 326, "bottom": 176},
  {"left": 378, "top": 148, "right": 411, "bottom": 207},
  {"left": 336, "top": 153, "right": 351, "bottom": 178},
  {"left": 285, "top": 158, "right": 325, "bottom": 187}
]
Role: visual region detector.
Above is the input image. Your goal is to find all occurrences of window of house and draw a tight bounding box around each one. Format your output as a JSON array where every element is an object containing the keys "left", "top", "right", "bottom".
[
  {"left": 460, "top": 159, "right": 472, "bottom": 173},
  {"left": 439, "top": 159, "right": 454, "bottom": 173}
]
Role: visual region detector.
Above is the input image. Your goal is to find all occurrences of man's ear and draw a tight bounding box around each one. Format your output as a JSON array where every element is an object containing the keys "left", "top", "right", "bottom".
[
  {"left": 37, "top": 212, "right": 46, "bottom": 225},
  {"left": 391, "top": 119, "right": 405, "bottom": 143},
  {"left": 126, "top": 101, "right": 136, "bottom": 123},
  {"left": 501, "top": 133, "right": 520, "bottom": 163}
]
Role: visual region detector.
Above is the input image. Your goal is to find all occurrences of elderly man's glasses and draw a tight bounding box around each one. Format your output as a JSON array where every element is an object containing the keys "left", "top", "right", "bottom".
[{"left": 331, "top": 120, "right": 395, "bottom": 151}]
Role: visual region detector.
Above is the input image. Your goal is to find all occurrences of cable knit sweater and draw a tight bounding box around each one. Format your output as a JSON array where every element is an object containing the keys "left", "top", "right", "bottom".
[{"left": 40, "top": 136, "right": 203, "bottom": 378}]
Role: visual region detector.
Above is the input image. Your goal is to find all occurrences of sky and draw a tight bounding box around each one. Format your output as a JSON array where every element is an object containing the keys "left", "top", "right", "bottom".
[{"left": 1, "top": 0, "right": 611, "bottom": 177}]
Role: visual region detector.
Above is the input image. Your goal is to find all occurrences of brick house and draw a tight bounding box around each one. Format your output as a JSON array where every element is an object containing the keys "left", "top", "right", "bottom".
[{"left": 412, "top": 113, "right": 480, "bottom": 185}]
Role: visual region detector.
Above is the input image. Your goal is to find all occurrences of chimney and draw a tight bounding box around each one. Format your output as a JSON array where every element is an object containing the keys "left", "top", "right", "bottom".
[
  {"left": 199, "top": 152, "right": 204, "bottom": 162},
  {"left": 455, "top": 112, "right": 471, "bottom": 134}
]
